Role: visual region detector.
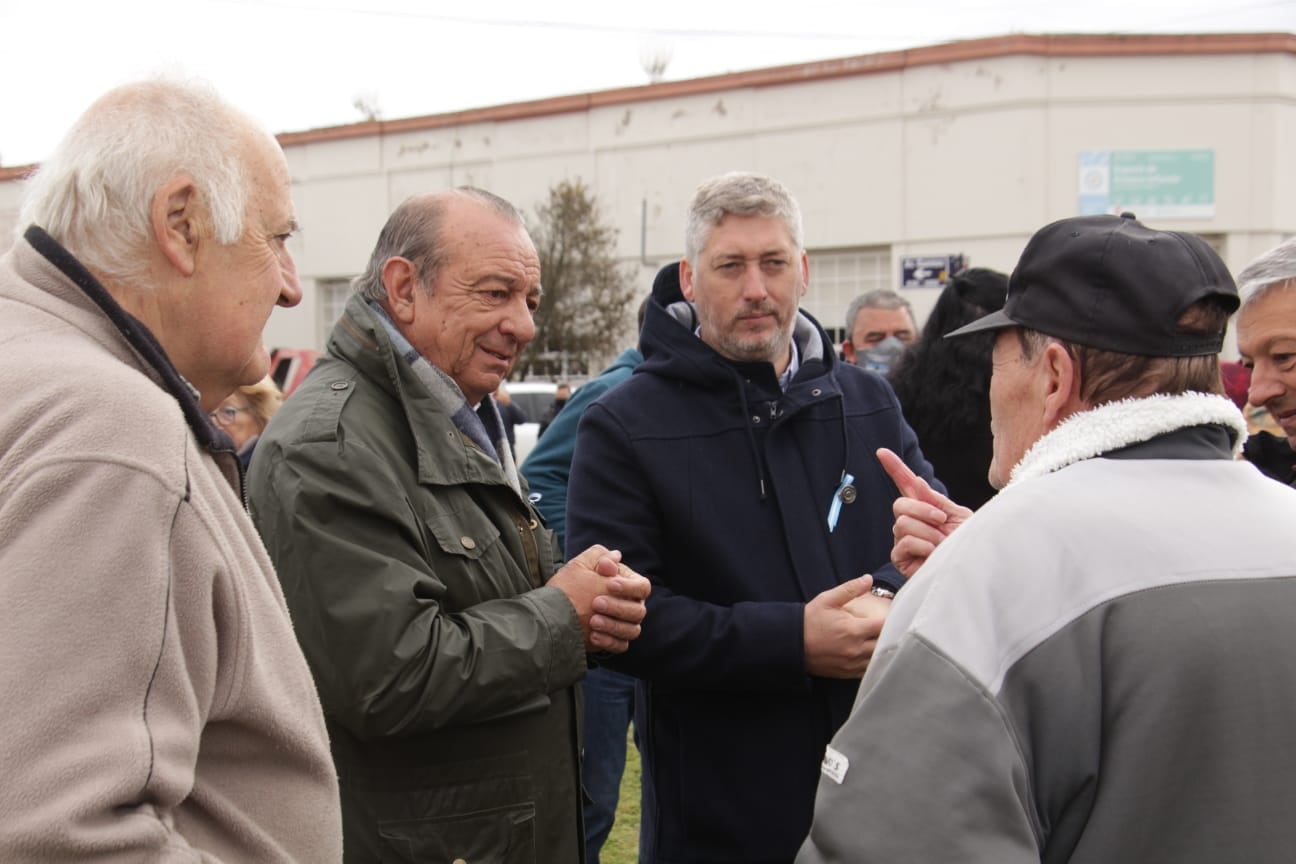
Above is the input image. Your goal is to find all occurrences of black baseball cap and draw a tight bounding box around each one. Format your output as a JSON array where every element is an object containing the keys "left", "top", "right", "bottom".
[{"left": 946, "top": 213, "right": 1239, "bottom": 356}]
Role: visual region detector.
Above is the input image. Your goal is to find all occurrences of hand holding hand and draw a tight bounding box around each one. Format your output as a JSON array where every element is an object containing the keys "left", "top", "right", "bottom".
[
  {"left": 589, "top": 560, "right": 651, "bottom": 653},
  {"left": 549, "top": 546, "right": 650, "bottom": 654},
  {"left": 876, "top": 448, "right": 972, "bottom": 578}
]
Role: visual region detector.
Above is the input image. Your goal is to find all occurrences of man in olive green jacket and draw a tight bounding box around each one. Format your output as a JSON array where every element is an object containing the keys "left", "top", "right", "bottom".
[{"left": 248, "top": 188, "right": 650, "bottom": 863}]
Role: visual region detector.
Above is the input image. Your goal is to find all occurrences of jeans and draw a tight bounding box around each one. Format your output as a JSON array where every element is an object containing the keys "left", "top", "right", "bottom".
[{"left": 583, "top": 667, "right": 640, "bottom": 864}]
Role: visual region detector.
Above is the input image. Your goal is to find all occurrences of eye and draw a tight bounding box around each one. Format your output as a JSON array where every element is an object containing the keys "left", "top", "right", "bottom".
[{"left": 1275, "top": 353, "right": 1296, "bottom": 368}]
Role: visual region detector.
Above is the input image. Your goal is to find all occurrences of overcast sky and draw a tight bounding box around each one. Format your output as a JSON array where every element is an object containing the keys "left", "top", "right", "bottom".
[{"left": 1, "top": 0, "right": 1292, "bottom": 166}]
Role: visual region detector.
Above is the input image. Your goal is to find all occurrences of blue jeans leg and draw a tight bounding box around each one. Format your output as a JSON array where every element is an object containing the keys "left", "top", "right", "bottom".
[{"left": 583, "top": 667, "right": 637, "bottom": 864}]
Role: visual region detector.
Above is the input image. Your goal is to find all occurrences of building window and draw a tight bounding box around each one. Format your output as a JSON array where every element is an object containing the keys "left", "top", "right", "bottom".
[
  {"left": 317, "top": 278, "right": 354, "bottom": 343},
  {"left": 805, "top": 248, "right": 891, "bottom": 344}
]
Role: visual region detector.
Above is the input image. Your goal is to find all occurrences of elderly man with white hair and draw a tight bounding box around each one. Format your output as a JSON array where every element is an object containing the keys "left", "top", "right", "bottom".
[
  {"left": 1237, "top": 237, "right": 1296, "bottom": 478},
  {"left": 0, "top": 81, "right": 342, "bottom": 860}
]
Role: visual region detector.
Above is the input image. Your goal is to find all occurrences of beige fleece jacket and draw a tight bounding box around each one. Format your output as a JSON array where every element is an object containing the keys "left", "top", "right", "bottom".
[{"left": 0, "top": 234, "right": 343, "bottom": 861}]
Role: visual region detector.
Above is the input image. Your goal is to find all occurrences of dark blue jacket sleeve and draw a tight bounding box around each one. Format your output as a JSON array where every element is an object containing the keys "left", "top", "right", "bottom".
[{"left": 566, "top": 401, "right": 810, "bottom": 692}]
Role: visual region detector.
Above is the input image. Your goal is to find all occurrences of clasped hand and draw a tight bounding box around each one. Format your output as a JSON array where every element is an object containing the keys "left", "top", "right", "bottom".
[{"left": 549, "top": 545, "right": 651, "bottom": 653}]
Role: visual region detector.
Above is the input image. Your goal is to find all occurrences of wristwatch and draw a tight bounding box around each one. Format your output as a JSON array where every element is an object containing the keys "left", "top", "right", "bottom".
[{"left": 869, "top": 586, "right": 896, "bottom": 600}]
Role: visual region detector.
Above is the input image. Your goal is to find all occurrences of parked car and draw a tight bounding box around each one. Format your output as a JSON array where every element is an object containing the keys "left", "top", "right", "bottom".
[{"left": 268, "top": 347, "right": 321, "bottom": 397}]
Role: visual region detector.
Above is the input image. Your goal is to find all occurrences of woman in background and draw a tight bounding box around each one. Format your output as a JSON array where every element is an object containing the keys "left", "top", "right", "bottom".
[
  {"left": 210, "top": 375, "right": 284, "bottom": 469},
  {"left": 888, "top": 268, "right": 1008, "bottom": 510}
]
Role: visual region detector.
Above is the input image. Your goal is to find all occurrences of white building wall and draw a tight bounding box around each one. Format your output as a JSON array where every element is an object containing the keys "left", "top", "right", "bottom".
[{"left": 2, "top": 37, "right": 1293, "bottom": 358}]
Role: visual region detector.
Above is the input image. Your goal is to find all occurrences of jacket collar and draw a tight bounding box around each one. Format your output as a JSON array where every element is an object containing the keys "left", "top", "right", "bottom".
[
  {"left": 1009, "top": 392, "right": 1247, "bottom": 487},
  {"left": 328, "top": 293, "right": 524, "bottom": 497},
  {"left": 643, "top": 294, "right": 836, "bottom": 396},
  {"left": 641, "top": 259, "right": 838, "bottom": 394},
  {"left": 21, "top": 226, "right": 243, "bottom": 493}
]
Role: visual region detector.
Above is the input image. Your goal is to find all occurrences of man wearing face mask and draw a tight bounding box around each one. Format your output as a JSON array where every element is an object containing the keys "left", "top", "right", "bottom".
[{"left": 841, "top": 289, "right": 917, "bottom": 374}]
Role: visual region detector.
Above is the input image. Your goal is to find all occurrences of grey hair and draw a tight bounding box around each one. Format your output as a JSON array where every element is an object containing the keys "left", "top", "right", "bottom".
[
  {"left": 353, "top": 187, "right": 525, "bottom": 304},
  {"left": 18, "top": 79, "right": 260, "bottom": 286},
  {"left": 684, "top": 172, "right": 803, "bottom": 264},
  {"left": 845, "top": 289, "right": 915, "bottom": 335},
  {"left": 1237, "top": 236, "right": 1296, "bottom": 307}
]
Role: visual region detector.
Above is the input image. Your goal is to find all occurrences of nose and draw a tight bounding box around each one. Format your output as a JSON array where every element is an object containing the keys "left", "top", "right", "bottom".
[
  {"left": 500, "top": 296, "right": 536, "bottom": 346},
  {"left": 1247, "top": 361, "right": 1284, "bottom": 408},
  {"left": 739, "top": 263, "right": 769, "bottom": 302},
  {"left": 278, "top": 253, "right": 303, "bottom": 308}
]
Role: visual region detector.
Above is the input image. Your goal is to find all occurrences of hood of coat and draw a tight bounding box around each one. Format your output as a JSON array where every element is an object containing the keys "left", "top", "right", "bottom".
[{"left": 635, "top": 261, "right": 852, "bottom": 502}]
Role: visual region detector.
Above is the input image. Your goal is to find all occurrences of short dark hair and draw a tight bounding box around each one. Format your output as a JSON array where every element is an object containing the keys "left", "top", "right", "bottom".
[{"left": 1017, "top": 298, "right": 1232, "bottom": 405}]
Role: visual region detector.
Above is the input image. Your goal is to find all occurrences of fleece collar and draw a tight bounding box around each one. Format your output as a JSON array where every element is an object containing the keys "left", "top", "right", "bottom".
[{"left": 1009, "top": 392, "right": 1246, "bottom": 487}]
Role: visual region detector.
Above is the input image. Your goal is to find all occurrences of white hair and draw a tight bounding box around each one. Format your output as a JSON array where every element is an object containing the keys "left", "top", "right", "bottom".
[
  {"left": 17, "top": 79, "right": 262, "bottom": 286},
  {"left": 1237, "top": 236, "right": 1296, "bottom": 308},
  {"left": 684, "top": 171, "right": 803, "bottom": 265}
]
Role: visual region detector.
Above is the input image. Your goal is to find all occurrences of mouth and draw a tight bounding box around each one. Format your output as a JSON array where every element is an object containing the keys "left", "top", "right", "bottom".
[{"left": 481, "top": 346, "right": 513, "bottom": 364}]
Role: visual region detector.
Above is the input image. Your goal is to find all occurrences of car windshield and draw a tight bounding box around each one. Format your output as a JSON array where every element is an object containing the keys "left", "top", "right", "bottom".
[{"left": 509, "top": 391, "right": 552, "bottom": 422}]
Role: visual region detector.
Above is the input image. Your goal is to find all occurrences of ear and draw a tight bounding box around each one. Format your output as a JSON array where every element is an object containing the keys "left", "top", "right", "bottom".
[
  {"left": 382, "top": 256, "right": 421, "bottom": 324},
  {"left": 152, "top": 175, "right": 201, "bottom": 277},
  {"left": 842, "top": 340, "right": 859, "bottom": 364},
  {"left": 679, "top": 257, "right": 696, "bottom": 302},
  {"left": 1039, "top": 342, "right": 1085, "bottom": 428},
  {"left": 799, "top": 251, "right": 809, "bottom": 297}
]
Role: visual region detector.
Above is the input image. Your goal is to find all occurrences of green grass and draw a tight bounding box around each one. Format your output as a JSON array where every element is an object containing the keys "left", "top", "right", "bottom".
[{"left": 599, "top": 731, "right": 641, "bottom": 864}]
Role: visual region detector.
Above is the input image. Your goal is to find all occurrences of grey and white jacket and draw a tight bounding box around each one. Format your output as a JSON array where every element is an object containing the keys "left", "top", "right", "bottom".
[{"left": 798, "top": 392, "right": 1296, "bottom": 864}]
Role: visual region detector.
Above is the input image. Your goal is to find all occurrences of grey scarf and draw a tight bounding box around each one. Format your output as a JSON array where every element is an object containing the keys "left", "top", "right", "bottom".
[{"left": 369, "top": 301, "right": 521, "bottom": 495}]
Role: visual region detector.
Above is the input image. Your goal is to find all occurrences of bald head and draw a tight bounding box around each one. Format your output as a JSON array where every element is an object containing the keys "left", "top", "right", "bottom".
[
  {"left": 353, "top": 187, "right": 526, "bottom": 305},
  {"left": 19, "top": 79, "right": 271, "bottom": 288}
]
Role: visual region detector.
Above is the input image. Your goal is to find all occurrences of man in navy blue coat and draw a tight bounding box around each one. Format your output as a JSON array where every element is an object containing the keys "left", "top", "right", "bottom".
[{"left": 566, "top": 172, "right": 941, "bottom": 863}]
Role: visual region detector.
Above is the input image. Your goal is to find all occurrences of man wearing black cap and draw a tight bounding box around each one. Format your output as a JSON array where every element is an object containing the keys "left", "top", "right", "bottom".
[{"left": 798, "top": 213, "right": 1296, "bottom": 863}]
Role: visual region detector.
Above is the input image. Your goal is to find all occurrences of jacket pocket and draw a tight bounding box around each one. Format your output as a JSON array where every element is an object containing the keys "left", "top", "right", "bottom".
[
  {"left": 377, "top": 801, "right": 536, "bottom": 863},
  {"left": 423, "top": 508, "right": 502, "bottom": 562}
]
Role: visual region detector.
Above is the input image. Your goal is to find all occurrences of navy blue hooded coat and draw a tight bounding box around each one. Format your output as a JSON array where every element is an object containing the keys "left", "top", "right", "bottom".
[{"left": 566, "top": 263, "right": 942, "bottom": 863}]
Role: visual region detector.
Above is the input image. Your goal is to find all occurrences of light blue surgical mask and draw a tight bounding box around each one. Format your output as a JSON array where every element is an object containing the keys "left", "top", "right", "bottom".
[{"left": 857, "top": 336, "right": 907, "bottom": 375}]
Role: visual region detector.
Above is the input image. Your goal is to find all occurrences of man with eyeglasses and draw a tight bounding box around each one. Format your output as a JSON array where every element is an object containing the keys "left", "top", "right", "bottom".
[{"left": 209, "top": 376, "right": 283, "bottom": 468}]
